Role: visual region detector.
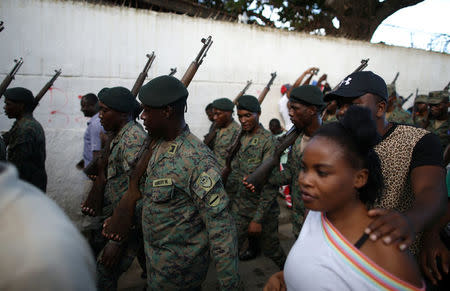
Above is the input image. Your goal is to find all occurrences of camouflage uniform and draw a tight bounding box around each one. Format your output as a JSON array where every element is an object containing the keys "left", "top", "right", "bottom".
[
  {"left": 2, "top": 114, "right": 47, "bottom": 192},
  {"left": 269, "top": 134, "right": 307, "bottom": 237},
  {"left": 426, "top": 119, "right": 450, "bottom": 150},
  {"left": 211, "top": 119, "right": 240, "bottom": 168},
  {"left": 386, "top": 107, "right": 412, "bottom": 125},
  {"left": 96, "top": 120, "right": 147, "bottom": 291},
  {"left": 413, "top": 115, "right": 427, "bottom": 128},
  {"left": 142, "top": 126, "right": 240, "bottom": 290},
  {"left": 231, "top": 124, "right": 286, "bottom": 269}
]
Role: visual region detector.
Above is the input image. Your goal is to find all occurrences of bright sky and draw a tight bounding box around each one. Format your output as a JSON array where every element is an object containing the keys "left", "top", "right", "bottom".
[{"left": 371, "top": 0, "right": 450, "bottom": 52}]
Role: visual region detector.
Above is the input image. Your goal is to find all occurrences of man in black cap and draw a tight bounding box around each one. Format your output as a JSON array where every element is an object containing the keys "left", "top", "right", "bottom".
[
  {"left": 229, "top": 94, "right": 286, "bottom": 269},
  {"left": 136, "top": 75, "right": 240, "bottom": 290},
  {"left": 245, "top": 85, "right": 325, "bottom": 237},
  {"left": 2, "top": 87, "right": 47, "bottom": 191},
  {"left": 325, "top": 71, "right": 447, "bottom": 284},
  {"left": 91, "top": 86, "right": 147, "bottom": 291}
]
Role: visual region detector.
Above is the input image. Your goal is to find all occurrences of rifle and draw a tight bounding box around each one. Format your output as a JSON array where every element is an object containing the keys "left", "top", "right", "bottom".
[
  {"left": 168, "top": 67, "right": 177, "bottom": 76},
  {"left": 0, "top": 21, "right": 4, "bottom": 32},
  {"left": 258, "top": 72, "right": 277, "bottom": 104},
  {"left": 83, "top": 53, "right": 156, "bottom": 177},
  {"left": 32, "top": 69, "right": 62, "bottom": 111},
  {"left": 131, "top": 52, "right": 155, "bottom": 97},
  {"left": 0, "top": 58, "right": 24, "bottom": 97},
  {"left": 244, "top": 126, "right": 301, "bottom": 193},
  {"left": 333, "top": 58, "right": 369, "bottom": 90},
  {"left": 391, "top": 72, "right": 399, "bottom": 85},
  {"left": 233, "top": 80, "right": 252, "bottom": 104},
  {"left": 443, "top": 81, "right": 450, "bottom": 91},
  {"left": 180, "top": 36, "right": 213, "bottom": 87},
  {"left": 402, "top": 93, "right": 414, "bottom": 105}
]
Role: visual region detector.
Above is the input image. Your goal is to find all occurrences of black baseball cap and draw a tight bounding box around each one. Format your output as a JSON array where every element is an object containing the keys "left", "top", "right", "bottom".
[{"left": 324, "top": 71, "right": 388, "bottom": 102}]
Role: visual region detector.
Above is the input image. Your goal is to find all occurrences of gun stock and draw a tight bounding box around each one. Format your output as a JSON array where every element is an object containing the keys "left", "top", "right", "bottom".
[
  {"left": 222, "top": 130, "right": 243, "bottom": 184},
  {"left": 333, "top": 58, "right": 369, "bottom": 91},
  {"left": 0, "top": 58, "right": 23, "bottom": 97},
  {"left": 180, "top": 36, "right": 213, "bottom": 87},
  {"left": 169, "top": 67, "right": 177, "bottom": 76},
  {"left": 203, "top": 123, "right": 218, "bottom": 149},
  {"left": 131, "top": 52, "right": 155, "bottom": 97},
  {"left": 245, "top": 126, "right": 301, "bottom": 192},
  {"left": 233, "top": 80, "right": 252, "bottom": 104},
  {"left": 258, "top": 72, "right": 277, "bottom": 104},
  {"left": 33, "top": 69, "right": 62, "bottom": 110}
]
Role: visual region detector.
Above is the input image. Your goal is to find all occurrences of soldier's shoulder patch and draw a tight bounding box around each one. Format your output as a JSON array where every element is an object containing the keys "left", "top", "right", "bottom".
[
  {"left": 167, "top": 143, "right": 178, "bottom": 155},
  {"left": 250, "top": 138, "right": 259, "bottom": 145},
  {"left": 192, "top": 168, "right": 220, "bottom": 199},
  {"left": 153, "top": 178, "right": 173, "bottom": 187},
  {"left": 208, "top": 193, "right": 221, "bottom": 207}
]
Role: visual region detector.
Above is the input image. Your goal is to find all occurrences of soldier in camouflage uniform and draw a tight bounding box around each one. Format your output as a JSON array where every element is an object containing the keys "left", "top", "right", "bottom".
[
  {"left": 210, "top": 98, "right": 241, "bottom": 168},
  {"left": 230, "top": 95, "right": 286, "bottom": 269},
  {"left": 412, "top": 94, "right": 428, "bottom": 127},
  {"left": 386, "top": 84, "right": 412, "bottom": 124},
  {"left": 426, "top": 91, "right": 450, "bottom": 151},
  {"left": 93, "top": 87, "right": 147, "bottom": 291},
  {"left": 2, "top": 87, "right": 47, "bottom": 191},
  {"left": 267, "top": 85, "right": 324, "bottom": 237},
  {"left": 139, "top": 76, "right": 240, "bottom": 290}
]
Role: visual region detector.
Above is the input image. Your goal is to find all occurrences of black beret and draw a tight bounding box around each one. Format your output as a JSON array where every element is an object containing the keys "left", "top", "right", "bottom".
[
  {"left": 325, "top": 71, "right": 388, "bottom": 102},
  {"left": 4, "top": 87, "right": 35, "bottom": 104},
  {"left": 212, "top": 98, "right": 234, "bottom": 111},
  {"left": 139, "top": 75, "right": 188, "bottom": 107},
  {"left": 98, "top": 87, "right": 135, "bottom": 113},
  {"left": 236, "top": 95, "right": 260, "bottom": 113},
  {"left": 290, "top": 85, "right": 325, "bottom": 107}
]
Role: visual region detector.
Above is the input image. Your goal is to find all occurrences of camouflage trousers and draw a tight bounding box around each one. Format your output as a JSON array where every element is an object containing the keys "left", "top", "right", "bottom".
[
  {"left": 291, "top": 192, "right": 306, "bottom": 238},
  {"left": 90, "top": 225, "right": 144, "bottom": 291},
  {"left": 234, "top": 209, "right": 286, "bottom": 270}
]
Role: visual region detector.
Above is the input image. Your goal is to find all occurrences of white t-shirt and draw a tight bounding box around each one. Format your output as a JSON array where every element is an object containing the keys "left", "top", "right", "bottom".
[
  {"left": 0, "top": 163, "right": 96, "bottom": 291},
  {"left": 278, "top": 94, "right": 293, "bottom": 130},
  {"left": 284, "top": 211, "right": 424, "bottom": 291}
]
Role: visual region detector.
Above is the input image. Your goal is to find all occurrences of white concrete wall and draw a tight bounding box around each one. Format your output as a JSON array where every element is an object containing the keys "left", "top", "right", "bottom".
[{"left": 1, "top": 0, "right": 449, "bottom": 226}]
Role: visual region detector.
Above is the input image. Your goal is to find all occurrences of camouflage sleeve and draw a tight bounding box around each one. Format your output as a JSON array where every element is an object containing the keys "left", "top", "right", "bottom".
[
  {"left": 191, "top": 164, "right": 240, "bottom": 290},
  {"left": 253, "top": 136, "right": 278, "bottom": 223},
  {"left": 121, "top": 127, "right": 146, "bottom": 173}
]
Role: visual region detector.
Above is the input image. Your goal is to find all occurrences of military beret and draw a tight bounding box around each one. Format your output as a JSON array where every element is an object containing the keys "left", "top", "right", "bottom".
[
  {"left": 236, "top": 95, "right": 260, "bottom": 113},
  {"left": 4, "top": 87, "right": 35, "bottom": 104},
  {"left": 290, "top": 85, "right": 325, "bottom": 107},
  {"left": 414, "top": 94, "right": 428, "bottom": 104},
  {"left": 98, "top": 86, "right": 135, "bottom": 113},
  {"left": 428, "top": 91, "right": 449, "bottom": 104},
  {"left": 139, "top": 75, "right": 188, "bottom": 107},
  {"left": 212, "top": 98, "right": 234, "bottom": 111}
]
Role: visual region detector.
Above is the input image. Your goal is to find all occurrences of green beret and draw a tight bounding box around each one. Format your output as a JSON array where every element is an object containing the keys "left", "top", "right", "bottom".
[
  {"left": 236, "top": 95, "right": 260, "bottom": 113},
  {"left": 98, "top": 87, "right": 135, "bottom": 113},
  {"left": 428, "top": 91, "right": 449, "bottom": 104},
  {"left": 212, "top": 98, "right": 234, "bottom": 111},
  {"left": 387, "top": 84, "right": 396, "bottom": 97},
  {"left": 414, "top": 94, "right": 428, "bottom": 104},
  {"left": 290, "top": 85, "right": 325, "bottom": 107},
  {"left": 139, "top": 75, "right": 188, "bottom": 107},
  {"left": 4, "top": 87, "right": 35, "bottom": 104}
]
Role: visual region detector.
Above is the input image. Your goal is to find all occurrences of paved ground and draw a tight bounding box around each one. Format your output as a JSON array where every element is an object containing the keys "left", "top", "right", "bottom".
[{"left": 118, "top": 197, "right": 295, "bottom": 291}]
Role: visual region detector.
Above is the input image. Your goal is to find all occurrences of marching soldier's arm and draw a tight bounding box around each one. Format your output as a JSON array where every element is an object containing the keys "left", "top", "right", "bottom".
[{"left": 192, "top": 165, "right": 240, "bottom": 290}]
